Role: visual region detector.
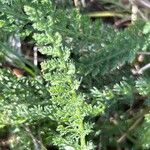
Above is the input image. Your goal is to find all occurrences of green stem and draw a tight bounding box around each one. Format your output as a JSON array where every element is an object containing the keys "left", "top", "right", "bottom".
[
  {"left": 76, "top": 106, "right": 87, "bottom": 150},
  {"left": 80, "top": 119, "right": 86, "bottom": 150}
]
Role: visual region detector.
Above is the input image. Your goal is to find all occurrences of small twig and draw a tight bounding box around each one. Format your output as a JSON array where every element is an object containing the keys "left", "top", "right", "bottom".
[
  {"left": 136, "top": 0, "right": 150, "bottom": 9},
  {"left": 117, "top": 116, "right": 143, "bottom": 143},
  {"left": 24, "top": 125, "right": 47, "bottom": 150},
  {"left": 114, "top": 16, "right": 131, "bottom": 26},
  {"left": 74, "top": 0, "right": 80, "bottom": 7},
  {"left": 130, "top": 0, "right": 138, "bottom": 23},
  {"left": 33, "top": 46, "right": 38, "bottom": 66},
  {"left": 137, "top": 52, "right": 150, "bottom": 55},
  {"left": 137, "top": 63, "right": 150, "bottom": 74},
  {"left": 137, "top": 9, "right": 148, "bottom": 21},
  {"left": 87, "top": 11, "right": 127, "bottom": 18},
  {"left": 81, "top": 0, "right": 86, "bottom": 7},
  {"left": 24, "top": 55, "right": 44, "bottom": 62},
  {"left": 117, "top": 108, "right": 150, "bottom": 143}
]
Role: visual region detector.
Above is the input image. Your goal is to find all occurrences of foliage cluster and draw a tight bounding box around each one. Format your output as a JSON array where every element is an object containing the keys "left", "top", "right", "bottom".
[{"left": 0, "top": 0, "right": 150, "bottom": 150}]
